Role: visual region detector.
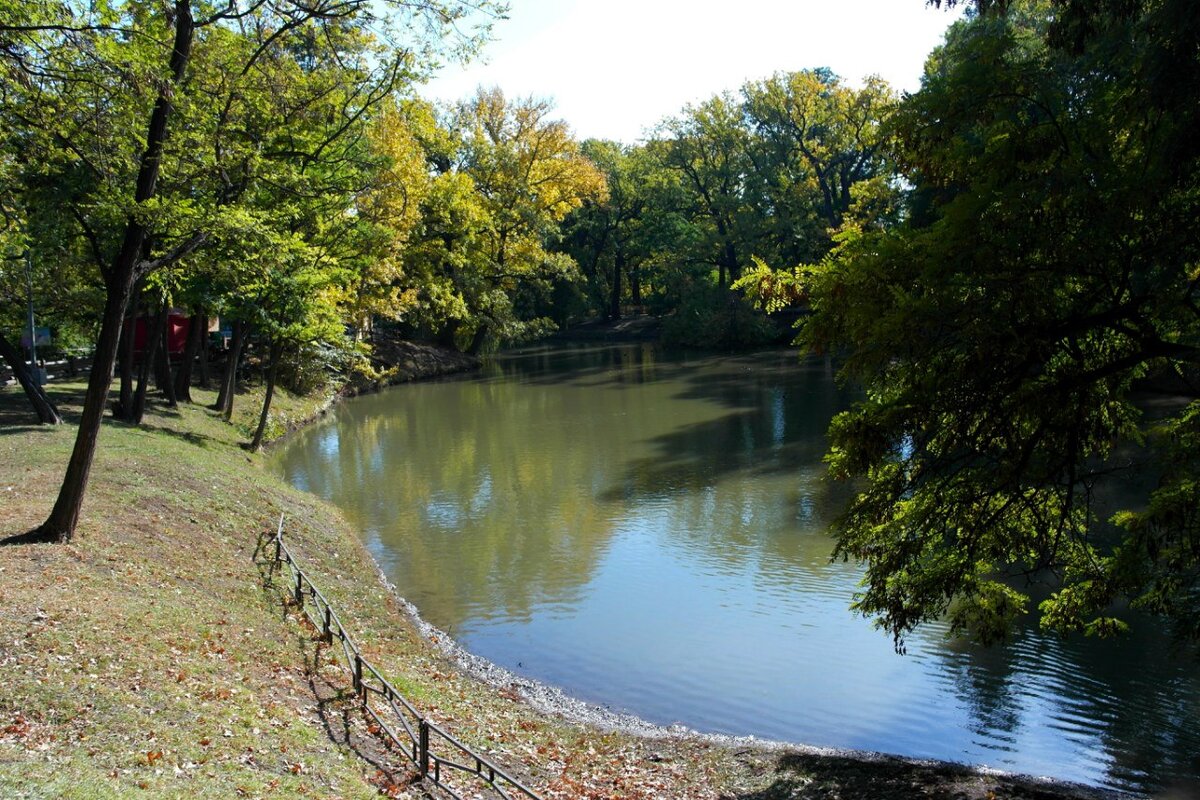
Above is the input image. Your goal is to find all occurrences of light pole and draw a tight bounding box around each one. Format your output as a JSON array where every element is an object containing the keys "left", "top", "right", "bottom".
[{"left": 25, "top": 249, "right": 43, "bottom": 384}]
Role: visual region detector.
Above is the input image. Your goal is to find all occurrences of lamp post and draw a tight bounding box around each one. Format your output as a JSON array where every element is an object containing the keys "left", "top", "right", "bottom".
[{"left": 25, "top": 250, "right": 43, "bottom": 384}]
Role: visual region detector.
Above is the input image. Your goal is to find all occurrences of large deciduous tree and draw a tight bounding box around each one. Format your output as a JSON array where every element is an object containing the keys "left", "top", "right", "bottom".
[
  {"left": 0, "top": 0, "right": 503, "bottom": 542},
  {"left": 558, "top": 140, "right": 659, "bottom": 322},
  {"left": 796, "top": 0, "right": 1200, "bottom": 646},
  {"left": 401, "top": 88, "right": 605, "bottom": 352},
  {"left": 742, "top": 69, "right": 896, "bottom": 265},
  {"left": 659, "top": 94, "right": 754, "bottom": 291}
]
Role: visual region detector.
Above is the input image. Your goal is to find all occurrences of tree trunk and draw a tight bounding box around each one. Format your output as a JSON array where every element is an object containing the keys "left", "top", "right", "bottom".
[
  {"left": 196, "top": 314, "right": 211, "bottom": 389},
  {"left": 630, "top": 268, "right": 642, "bottom": 307},
  {"left": 155, "top": 303, "right": 177, "bottom": 408},
  {"left": 37, "top": 0, "right": 195, "bottom": 543},
  {"left": 720, "top": 240, "right": 740, "bottom": 287},
  {"left": 217, "top": 319, "right": 246, "bottom": 421},
  {"left": 466, "top": 323, "right": 489, "bottom": 356},
  {"left": 130, "top": 299, "right": 168, "bottom": 425},
  {"left": 214, "top": 323, "right": 231, "bottom": 410},
  {"left": 0, "top": 332, "right": 62, "bottom": 425},
  {"left": 609, "top": 249, "right": 625, "bottom": 321},
  {"left": 115, "top": 283, "right": 142, "bottom": 421},
  {"left": 247, "top": 339, "right": 282, "bottom": 451},
  {"left": 436, "top": 318, "right": 460, "bottom": 351},
  {"left": 33, "top": 285, "right": 131, "bottom": 541},
  {"left": 174, "top": 310, "right": 202, "bottom": 402}
]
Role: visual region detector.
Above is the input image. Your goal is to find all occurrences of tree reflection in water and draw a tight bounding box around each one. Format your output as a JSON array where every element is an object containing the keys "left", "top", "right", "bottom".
[{"left": 274, "top": 343, "right": 1200, "bottom": 794}]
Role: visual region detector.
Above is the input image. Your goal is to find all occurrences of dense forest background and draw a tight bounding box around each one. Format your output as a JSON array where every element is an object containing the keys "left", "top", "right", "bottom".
[{"left": 1, "top": 0, "right": 1197, "bottom": 649}]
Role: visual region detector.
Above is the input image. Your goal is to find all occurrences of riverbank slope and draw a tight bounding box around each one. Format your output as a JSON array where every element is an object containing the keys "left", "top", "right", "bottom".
[{"left": 0, "top": 372, "right": 1120, "bottom": 799}]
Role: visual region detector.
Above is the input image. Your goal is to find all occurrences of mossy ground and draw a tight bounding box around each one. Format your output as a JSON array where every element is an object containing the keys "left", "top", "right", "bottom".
[{"left": 0, "top": 377, "right": 1116, "bottom": 799}]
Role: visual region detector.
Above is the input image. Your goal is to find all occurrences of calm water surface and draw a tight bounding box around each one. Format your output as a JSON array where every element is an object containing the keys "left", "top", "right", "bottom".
[{"left": 273, "top": 344, "right": 1200, "bottom": 794}]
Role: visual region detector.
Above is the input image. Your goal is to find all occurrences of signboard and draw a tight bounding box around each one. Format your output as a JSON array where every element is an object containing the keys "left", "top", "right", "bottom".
[{"left": 20, "top": 327, "right": 50, "bottom": 348}]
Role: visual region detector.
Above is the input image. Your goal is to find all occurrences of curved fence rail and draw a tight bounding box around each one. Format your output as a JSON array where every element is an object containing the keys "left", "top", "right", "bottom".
[{"left": 263, "top": 515, "right": 542, "bottom": 800}]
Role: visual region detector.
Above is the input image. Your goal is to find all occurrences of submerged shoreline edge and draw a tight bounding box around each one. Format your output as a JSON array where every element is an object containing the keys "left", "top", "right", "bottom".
[
  {"left": 267, "top": 338, "right": 1131, "bottom": 800},
  {"left": 364, "top": 554, "right": 1127, "bottom": 800}
]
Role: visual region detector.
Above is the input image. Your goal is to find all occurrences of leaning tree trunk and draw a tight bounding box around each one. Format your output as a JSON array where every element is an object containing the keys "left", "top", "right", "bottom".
[
  {"left": 175, "top": 309, "right": 203, "bottom": 401},
  {"left": 36, "top": 0, "right": 196, "bottom": 542},
  {"left": 466, "top": 323, "right": 489, "bottom": 356},
  {"left": 130, "top": 299, "right": 168, "bottom": 425},
  {"left": 0, "top": 332, "right": 62, "bottom": 425},
  {"left": 247, "top": 339, "right": 283, "bottom": 451}
]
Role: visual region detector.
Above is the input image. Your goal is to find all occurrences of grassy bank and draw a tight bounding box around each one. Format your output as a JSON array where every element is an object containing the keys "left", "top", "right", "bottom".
[{"left": 0, "top": 378, "right": 1116, "bottom": 799}]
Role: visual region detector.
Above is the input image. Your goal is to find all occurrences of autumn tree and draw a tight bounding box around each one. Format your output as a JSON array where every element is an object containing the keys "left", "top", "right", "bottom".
[
  {"left": 401, "top": 88, "right": 605, "bottom": 352},
  {"left": 346, "top": 99, "right": 434, "bottom": 340}
]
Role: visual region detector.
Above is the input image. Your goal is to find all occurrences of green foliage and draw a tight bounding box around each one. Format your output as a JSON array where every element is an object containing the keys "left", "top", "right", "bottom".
[
  {"left": 734, "top": 256, "right": 810, "bottom": 315},
  {"left": 660, "top": 277, "right": 780, "bottom": 349},
  {"left": 0, "top": 0, "right": 507, "bottom": 358},
  {"left": 395, "top": 88, "right": 606, "bottom": 351},
  {"left": 278, "top": 339, "right": 359, "bottom": 395},
  {"left": 742, "top": 69, "right": 897, "bottom": 261},
  {"left": 797, "top": 1, "right": 1200, "bottom": 646},
  {"left": 558, "top": 71, "right": 898, "bottom": 348}
]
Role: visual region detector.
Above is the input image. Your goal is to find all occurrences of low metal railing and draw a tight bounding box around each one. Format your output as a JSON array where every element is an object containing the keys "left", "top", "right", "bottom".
[
  {"left": 263, "top": 515, "right": 542, "bottom": 800},
  {"left": 0, "top": 356, "right": 93, "bottom": 386}
]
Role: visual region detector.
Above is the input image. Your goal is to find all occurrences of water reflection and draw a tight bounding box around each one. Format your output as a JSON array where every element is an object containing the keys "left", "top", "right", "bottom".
[{"left": 274, "top": 344, "right": 1200, "bottom": 794}]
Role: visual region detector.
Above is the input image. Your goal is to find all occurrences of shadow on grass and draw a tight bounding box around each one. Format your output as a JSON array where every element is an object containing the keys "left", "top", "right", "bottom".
[
  {"left": 301, "top": 648, "right": 419, "bottom": 794},
  {"left": 0, "top": 527, "right": 58, "bottom": 546},
  {"left": 251, "top": 532, "right": 419, "bottom": 795},
  {"left": 0, "top": 383, "right": 86, "bottom": 428},
  {"left": 0, "top": 421, "right": 57, "bottom": 436},
  {"left": 136, "top": 421, "right": 219, "bottom": 448}
]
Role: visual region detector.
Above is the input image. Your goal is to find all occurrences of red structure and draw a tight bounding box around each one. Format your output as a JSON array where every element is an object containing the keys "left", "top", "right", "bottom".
[{"left": 124, "top": 312, "right": 191, "bottom": 361}]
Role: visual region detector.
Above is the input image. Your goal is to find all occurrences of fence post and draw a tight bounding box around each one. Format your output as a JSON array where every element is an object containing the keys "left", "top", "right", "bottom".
[
  {"left": 353, "top": 652, "right": 363, "bottom": 696},
  {"left": 419, "top": 719, "right": 430, "bottom": 778},
  {"left": 294, "top": 570, "right": 304, "bottom": 605},
  {"left": 322, "top": 605, "right": 332, "bottom": 643}
]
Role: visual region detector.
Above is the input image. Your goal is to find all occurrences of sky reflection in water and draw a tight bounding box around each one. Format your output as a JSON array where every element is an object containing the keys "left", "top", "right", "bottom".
[{"left": 274, "top": 343, "right": 1200, "bottom": 794}]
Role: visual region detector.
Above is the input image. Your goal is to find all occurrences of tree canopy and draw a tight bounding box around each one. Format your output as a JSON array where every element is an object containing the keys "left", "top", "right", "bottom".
[
  {"left": 6, "top": 0, "right": 1198, "bottom": 654},
  {"left": 0, "top": 0, "right": 505, "bottom": 538},
  {"left": 764, "top": 0, "right": 1200, "bottom": 647}
]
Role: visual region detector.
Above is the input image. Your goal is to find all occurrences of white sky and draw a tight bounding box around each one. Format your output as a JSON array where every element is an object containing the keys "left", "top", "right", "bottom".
[{"left": 423, "top": 0, "right": 965, "bottom": 143}]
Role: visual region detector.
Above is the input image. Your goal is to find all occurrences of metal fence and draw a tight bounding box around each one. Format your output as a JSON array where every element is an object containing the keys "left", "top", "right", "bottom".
[
  {"left": 263, "top": 515, "right": 542, "bottom": 800},
  {"left": 1, "top": 356, "right": 93, "bottom": 387}
]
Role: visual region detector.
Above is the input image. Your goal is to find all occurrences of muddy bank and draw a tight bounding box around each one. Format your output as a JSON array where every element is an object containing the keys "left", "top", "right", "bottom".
[
  {"left": 554, "top": 314, "right": 662, "bottom": 342},
  {"left": 347, "top": 333, "right": 480, "bottom": 395}
]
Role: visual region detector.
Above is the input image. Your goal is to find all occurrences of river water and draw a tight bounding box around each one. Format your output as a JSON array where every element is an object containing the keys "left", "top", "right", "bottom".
[{"left": 272, "top": 343, "right": 1200, "bottom": 794}]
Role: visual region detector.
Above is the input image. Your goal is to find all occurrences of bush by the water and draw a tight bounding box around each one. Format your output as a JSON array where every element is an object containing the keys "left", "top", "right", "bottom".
[{"left": 660, "top": 283, "right": 781, "bottom": 349}]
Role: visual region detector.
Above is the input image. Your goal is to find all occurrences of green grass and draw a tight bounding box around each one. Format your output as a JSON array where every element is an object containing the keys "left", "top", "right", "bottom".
[
  {"left": 0, "top": 379, "right": 1115, "bottom": 800},
  {"left": 0, "top": 383, "right": 389, "bottom": 799}
]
